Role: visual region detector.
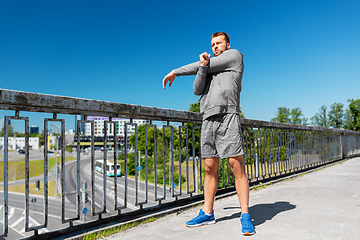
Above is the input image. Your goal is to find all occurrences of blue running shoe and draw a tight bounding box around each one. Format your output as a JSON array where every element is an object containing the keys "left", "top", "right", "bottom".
[
  {"left": 240, "top": 213, "right": 255, "bottom": 235},
  {"left": 186, "top": 209, "right": 216, "bottom": 227}
]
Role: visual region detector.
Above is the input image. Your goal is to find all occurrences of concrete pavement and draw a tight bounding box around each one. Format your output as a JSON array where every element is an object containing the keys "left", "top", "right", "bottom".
[{"left": 104, "top": 157, "right": 360, "bottom": 240}]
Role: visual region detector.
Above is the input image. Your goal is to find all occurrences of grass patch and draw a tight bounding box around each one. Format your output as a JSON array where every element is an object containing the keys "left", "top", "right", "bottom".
[
  {"left": 0, "top": 180, "right": 59, "bottom": 197},
  {"left": 251, "top": 182, "right": 273, "bottom": 191},
  {"left": 0, "top": 156, "right": 76, "bottom": 182},
  {"left": 81, "top": 217, "right": 158, "bottom": 240}
]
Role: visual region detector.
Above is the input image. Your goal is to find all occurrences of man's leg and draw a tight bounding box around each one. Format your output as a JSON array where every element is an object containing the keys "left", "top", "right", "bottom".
[
  {"left": 203, "top": 157, "right": 220, "bottom": 214},
  {"left": 228, "top": 155, "right": 249, "bottom": 214},
  {"left": 185, "top": 157, "right": 218, "bottom": 227},
  {"left": 228, "top": 155, "right": 254, "bottom": 235}
]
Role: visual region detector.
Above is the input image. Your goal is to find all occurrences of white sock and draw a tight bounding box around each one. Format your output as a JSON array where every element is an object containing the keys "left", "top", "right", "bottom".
[{"left": 204, "top": 211, "right": 212, "bottom": 216}]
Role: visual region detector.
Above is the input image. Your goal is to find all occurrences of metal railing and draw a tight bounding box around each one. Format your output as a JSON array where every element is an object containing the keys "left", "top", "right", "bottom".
[{"left": 1, "top": 88, "right": 360, "bottom": 238}]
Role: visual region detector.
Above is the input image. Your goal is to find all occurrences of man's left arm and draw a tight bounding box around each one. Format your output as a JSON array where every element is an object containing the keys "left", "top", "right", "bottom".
[
  {"left": 193, "top": 52, "right": 210, "bottom": 95},
  {"left": 207, "top": 49, "right": 243, "bottom": 74}
]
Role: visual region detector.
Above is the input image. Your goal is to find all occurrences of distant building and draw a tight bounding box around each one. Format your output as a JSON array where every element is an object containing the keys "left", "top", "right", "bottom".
[
  {"left": 30, "top": 125, "right": 39, "bottom": 134},
  {"left": 84, "top": 117, "right": 147, "bottom": 137},
  {"left": 80, "top": 115, "right": 86, "bottom": 134},
  {"left": 51, "top": 125, "right": 60, "bottom": 134},
  {"left": 0, "top": 137, "right": 39, "bottom": 150},
  {"left": 65, "top": 130, "right": 75, "bottom": 146}
]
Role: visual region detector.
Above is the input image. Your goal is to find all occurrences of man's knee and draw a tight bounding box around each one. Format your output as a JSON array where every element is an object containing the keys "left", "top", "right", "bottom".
[
  {"left": 204, "top": 164, "right": 217, "bottom": 175},
  {"left": 204, "top": 158, "right": 219, "bottom": 175},
  {"left": 229, "top": 155, "right": 246, "bottom": 174}
]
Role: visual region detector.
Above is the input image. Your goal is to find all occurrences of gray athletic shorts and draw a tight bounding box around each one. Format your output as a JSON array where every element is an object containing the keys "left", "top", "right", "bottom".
[{"left": 201, "top": 113, "right": 244, "bottom": 159}]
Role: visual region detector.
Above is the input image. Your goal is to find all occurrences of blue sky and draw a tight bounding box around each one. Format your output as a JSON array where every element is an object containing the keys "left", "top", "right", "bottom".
[{"left": 1, "top": 0, "right": 360, "bottom": 132}]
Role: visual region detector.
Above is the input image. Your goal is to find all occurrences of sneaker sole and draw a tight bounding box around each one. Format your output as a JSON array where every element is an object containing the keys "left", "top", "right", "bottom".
[
  {"left": 242, "top": 231, "right": 255, "bottom": 236},
  {"left": 240, "top": 218, "right": 255, "bottom": 236},
  {"left": 186, "top": 220, "right": 216, "bottom": 227}
]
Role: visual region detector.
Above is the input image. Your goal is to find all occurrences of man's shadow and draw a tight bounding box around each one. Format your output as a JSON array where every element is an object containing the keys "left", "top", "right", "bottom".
[{"left": 216, "top": 201, "right": 296, "bottom": 226}]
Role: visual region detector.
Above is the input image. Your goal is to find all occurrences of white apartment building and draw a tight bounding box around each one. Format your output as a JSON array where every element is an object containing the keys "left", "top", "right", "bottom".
[
  {"left": 0, "top": 137, "right": 39, "bottom": 150},
  {"left": 84, "top": 117, "right": 147, "bottom": 137}
]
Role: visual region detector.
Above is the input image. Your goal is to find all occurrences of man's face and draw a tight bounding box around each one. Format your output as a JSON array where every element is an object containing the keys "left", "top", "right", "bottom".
[{"left": 211, "top": 36, "right": 230, "bottom": 57}]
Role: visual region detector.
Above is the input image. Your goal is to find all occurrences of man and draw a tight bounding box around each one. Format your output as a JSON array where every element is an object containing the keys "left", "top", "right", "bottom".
[{"left": 162, "top": 32, "right": 254, "bottom": 235}]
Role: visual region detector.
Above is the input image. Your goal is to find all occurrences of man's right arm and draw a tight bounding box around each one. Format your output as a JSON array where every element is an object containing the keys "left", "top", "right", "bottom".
[
  {"left": 163, "top": 61, "right": 200, "bottom": 90},
  {"left": 163, "top": 53, "right": 210, "bottom": 90}
]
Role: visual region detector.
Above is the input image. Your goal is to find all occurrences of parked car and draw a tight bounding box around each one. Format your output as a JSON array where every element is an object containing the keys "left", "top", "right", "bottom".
[{"left": 18, "top": 149, "right": 25, "bottom": 154}]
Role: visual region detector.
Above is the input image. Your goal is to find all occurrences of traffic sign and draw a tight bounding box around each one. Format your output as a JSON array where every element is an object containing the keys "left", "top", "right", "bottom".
[
  {"left": 81, "top": 181, "right": 88, "bottom": 191},
  {"left": 83, "top": 208, "right": 87, "bottom": 214}
]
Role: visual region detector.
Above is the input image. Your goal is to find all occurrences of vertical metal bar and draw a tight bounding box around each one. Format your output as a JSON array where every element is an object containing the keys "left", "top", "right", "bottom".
[
  {"left": 89, "top": 121, "right": 95, "bottom": 215},
  {"left": 243, "top": 128, "right": 250, "bottom": 180},
  {"left": 226, "top": 157, "right": 230, "bottom": 186},
  {"left": 258, "top": 129, "right": 263, "bottom": 178},
  {"left": 114, "top": 121, "right": 118, "bottom": 210},
  {"left": 263, "top": 129, "right": 268, "bottom": 177},
  {"left": 123, "top": 123, "right": 129, "bottom": 209},
  {"left": 282, "top": 131, "right": 286, "bottom": 174},
  {"left": 102, "top": 122, "right": 108, "bottom": 214},
  {"left": 76, "top": 120, "right": 81, "bottom": 218},
  {"left": 251, "top": 129, "right": 256, "bottom": 179},
  {"left": 2, "top": 116, "right": 10, "bottom": 237},
  {"left": 285, "top": 132, "right": 289, "bottom": 173},
  {"left": 255, "top": 129, "right": 260, "bottom": 179},
  {"left": 125, "top": 122, "right": 139, "bottom": 206},
  {"left": 255, "top": 129, "right": 260, "bottom": 180},
  {"left": 42, "top": 117, "right": 48, "bottom": 229},
  {"left": 198, "top": 127, "right": 203, "bottom": 192},
  {"left": 170, "top": 126, "right": 174, "bottom": 198},
  {"left": 221, "top": 158, "right": 225, "bottom": 187},
  {"left": 249, "top": 128, "right": 254, "bottom": 179},
  {"left": 178, "top": 125, "right": 182, "bottom": 195},
  {"left": 186, "top": 126, "right": 190, "bottom": 194},
  {"left": 192, "top": 126, "right": 201, "bottom": 193},
  {"left": 296, "top": 131, "right": 299, "bottom": 170},
  {"left": 25, "top": 117, "right": 31, "bottom": 231},
  {"left": 191, "top": 126, "right": 196, "bottom": 194},
  {"left": 153, "top": 124, "right": 159, "bottom": 202},
  {"left": 176, "top": 126, "right": 187, "bottom": 197},
  {"left": 262, "top": 129, "right": 267, "bottom": 177},
  {"left": 162, "top": 125, "right": 167, "bottom": 199},
  {"left": 270, "top": 129, "right": 274, "bottom": 176},
  {"left": 277, "top": 130, "right": 280, "bottom": 174},
  {"left": 289, "top": 132, "right": 293, "bottom": 171}
]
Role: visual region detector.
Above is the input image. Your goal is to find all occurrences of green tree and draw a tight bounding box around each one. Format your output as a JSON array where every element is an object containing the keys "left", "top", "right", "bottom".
[
  {"left": 1, "top": 125, "right": 14, "bottom": 137},
  {"left": 37, "top": 134, "right": 45, "bottom": 147},
  {"left": 302, "top": 117, "right": 309, "bottom": 126},
  {"left": 328, "top": 103, "right": 344, "bottom": 129},
  {"left": 311, "top": 105, "right": 328, "bottom": 127},
  {"left": 129, "top": 124, "right": 179, "bottom": 159},
  {"left": 271, "top": 107, "right": 291, "bottom": 123},
  {"left": 348, "top": 99, "right": 360, "bottom": 131},
  {"left": 189, "top": 101, "right": 200, "bottom": 113},
  {"left": 290, "top": 108, "right": 303, "bottom": 125},
  {"left": 343, "top": 108, "right": 353, "bottom": 130}
]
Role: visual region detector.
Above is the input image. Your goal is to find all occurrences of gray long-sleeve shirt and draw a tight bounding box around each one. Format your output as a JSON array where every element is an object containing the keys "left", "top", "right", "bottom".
[{"left": 174, "top": 49, "right": 244, "bottom": 120}]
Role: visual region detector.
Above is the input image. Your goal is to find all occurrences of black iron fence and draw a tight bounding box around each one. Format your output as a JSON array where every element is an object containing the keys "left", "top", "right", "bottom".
[{"left": 1, "top": 88, "right": 359, "bottom": 238}]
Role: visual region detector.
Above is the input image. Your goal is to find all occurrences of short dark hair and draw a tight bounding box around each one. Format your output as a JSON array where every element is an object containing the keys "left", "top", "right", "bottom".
[{"left": 211, "top": 32, "right": 230, "bottom": 44}]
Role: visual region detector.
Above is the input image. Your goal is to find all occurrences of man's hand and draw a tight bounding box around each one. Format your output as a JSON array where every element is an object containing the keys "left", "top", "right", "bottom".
[
  {"left": 200, "top": 52, "right": 210, "bottom": 66},
  {"left": 162, "top": 70, "right": 176, "bottom": 89}
]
